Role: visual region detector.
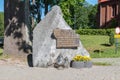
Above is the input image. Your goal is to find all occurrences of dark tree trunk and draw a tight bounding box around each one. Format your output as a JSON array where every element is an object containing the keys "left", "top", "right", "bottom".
[
  {"left": 4, "top": 0, "right": 32, "bottom": 58},
  {"left": 37, "top": 5, "right": 41, "bottom": 23},
  {"left": 45, "top": 0, "right": 49, "bottom": 15}
]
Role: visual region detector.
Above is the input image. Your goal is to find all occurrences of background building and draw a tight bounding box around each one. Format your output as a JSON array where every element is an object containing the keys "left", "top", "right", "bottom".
[{"left": 98, "top": 0, "right": 120, "bottom": 28}]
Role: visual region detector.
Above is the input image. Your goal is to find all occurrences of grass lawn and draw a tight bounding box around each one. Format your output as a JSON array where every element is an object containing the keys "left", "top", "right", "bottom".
[
  {"left": 0, "top": 48, "right": 4, "bottom": 59},
  {"left": 0, "top": 48, "right": 3, "bottom": 55},
  {"left": 0, "top": 48, "right": 10, "bottom": 59},
  {"left": 80, "top": 35, "right": 120, "bottom": 58},
  {"left": 0, "top": 35, "right": 119, "bottom": 58}
]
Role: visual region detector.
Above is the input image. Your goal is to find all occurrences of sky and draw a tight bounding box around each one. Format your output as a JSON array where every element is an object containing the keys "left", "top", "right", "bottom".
[
  {"left": 0, "top": 0, "right": 4, "bottom": 12},
  {"left": 0, "top": 0, "right": 97, "bottom": 12},
  {"left": 86, "top": 0, "right": 98, "bottom": 5}
]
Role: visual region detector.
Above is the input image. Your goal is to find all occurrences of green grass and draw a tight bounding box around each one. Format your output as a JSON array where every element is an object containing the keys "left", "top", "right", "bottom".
[
  {"left": 0, "top": 48, "right": 10, "bottom": 59},
  {"left": 0, "top": 48, "right": 3, "bottom": 55},
  {"left": 0, "top": 35, "right": 119, "bottom": 58},
  {"left": 80, "top": 35, "right": 120, "bottom": 58}
]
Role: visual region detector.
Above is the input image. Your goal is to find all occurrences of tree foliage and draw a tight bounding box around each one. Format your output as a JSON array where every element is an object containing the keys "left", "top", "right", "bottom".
[
  {"left": 74, "top": 3, "right": 90, "bottom": 29},
  {"left": 58, "top": 0, "right": 98, "bottom": 29},
  {"left": 29, "top": 0, "right": 98, "bottom": 29},
  {"left": 73, "top": 2, "right": 98, "bottom": 29},
  {"left": 88, "top": 4, "right": 98, "bottom": 29},
  {"left": 0, "top": 0, "right": 98, "bottom": 38},
  {"left": 29, "top": 0, "right": 59, "bottom": 29},
  {"left": 30, "top": 0, "right": 42, "bottom": 23},
  {"left": 58, "top": 0, "right": 85, "bottom": 28}
]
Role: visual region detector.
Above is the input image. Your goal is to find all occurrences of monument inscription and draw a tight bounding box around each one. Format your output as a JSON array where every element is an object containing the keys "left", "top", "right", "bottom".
[{"left": 53, "top": 28, "right": 79, "bottom": 48}]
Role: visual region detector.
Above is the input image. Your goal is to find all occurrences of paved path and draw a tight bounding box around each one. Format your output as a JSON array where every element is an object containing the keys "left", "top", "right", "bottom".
[
  {"left": 0, "top": 58, "right": 120, "bottom": 80},
  {"left": 92, "top": 58, "right": 120, "bottom": 66}
]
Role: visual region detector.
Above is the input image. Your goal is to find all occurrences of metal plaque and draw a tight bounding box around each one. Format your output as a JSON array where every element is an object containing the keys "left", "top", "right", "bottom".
[{"left": 53, "top": 28, "right": 79, "bottom": 48}]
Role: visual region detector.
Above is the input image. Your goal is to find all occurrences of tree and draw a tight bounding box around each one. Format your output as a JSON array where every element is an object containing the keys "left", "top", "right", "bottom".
[
  {"left": 29, "top": 0, "right": 59, "bottom": 29},
  {"left": 59, "top": 0, "right": 85, "bottom": 28},
  {"left": 72, "top": 1, "right": 91, "bottom": 29},
  {"left": 30, "top": 0, "right": 96, "bottom": 29},
  {"left": 43, "top": 0, "right": 52, "bottom": 14},
  {"left": 30, "top": 0, "right": 41, "bottom": 23},
  {"left": 73, "top": 2, "right": 98, "bottom": 29},
  {"left": 74, "top": 6, "right": 89, "bottom": 29},
  {"left": 4, "top": 0, "right": 32, "bottom": 55},
  {"left": 43, "top": 0, "right": 62, "bottom": 14},
  {"left": 88, "top": 4, "right": 98, "bottom": 29}
]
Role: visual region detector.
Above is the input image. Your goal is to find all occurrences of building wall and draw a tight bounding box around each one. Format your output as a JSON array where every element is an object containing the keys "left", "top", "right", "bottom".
[
  {"left": 98, "top": 0, "right": 119, "bottom": 28},
  {"left": 118, "top": 0, "right": 120, "bottom": 26}
]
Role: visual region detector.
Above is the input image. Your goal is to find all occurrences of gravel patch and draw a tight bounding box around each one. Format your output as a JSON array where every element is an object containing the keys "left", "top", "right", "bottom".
[
  {"left": 0, "top": 58, "right": 120, "bottom": 80},
  {"left": 92, "top": 58, "right": 120, "bottom": 66}
]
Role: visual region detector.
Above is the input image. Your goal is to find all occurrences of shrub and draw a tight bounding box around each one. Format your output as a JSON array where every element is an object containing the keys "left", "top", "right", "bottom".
[
  {"left": 109, "top": 32, "right": 114, "bottom": 46},
  {"left": 76, "top": 29, "right": 114, "bottom": 35}
]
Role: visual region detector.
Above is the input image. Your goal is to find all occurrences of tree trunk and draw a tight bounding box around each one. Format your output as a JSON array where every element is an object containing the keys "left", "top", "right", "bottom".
[
  {"left": 4, "top": 0, "right": 32, "bottom": 58},
  {"left": 45, "top": 0, "right": 49, "bottom": 15}
]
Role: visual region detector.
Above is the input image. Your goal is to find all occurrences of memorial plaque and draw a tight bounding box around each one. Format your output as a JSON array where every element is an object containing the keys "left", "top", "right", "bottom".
[{"left": 53, "top": 28, "right": 79, "bottom": 48}]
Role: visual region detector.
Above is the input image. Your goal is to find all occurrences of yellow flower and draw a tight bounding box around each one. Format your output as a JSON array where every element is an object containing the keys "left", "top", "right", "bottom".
[{"left": 72, "top": 55, "right": 92, "bottom": 61}]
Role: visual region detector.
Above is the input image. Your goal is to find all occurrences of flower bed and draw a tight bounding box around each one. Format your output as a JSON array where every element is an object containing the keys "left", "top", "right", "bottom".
[{"left": 71, "top": 55, "right": 92, "bottom": 68}]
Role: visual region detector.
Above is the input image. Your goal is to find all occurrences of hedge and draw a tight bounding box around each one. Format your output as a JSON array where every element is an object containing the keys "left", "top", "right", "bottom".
[{"left": 76, "top": 29, "right": 115, "bottom": 35}]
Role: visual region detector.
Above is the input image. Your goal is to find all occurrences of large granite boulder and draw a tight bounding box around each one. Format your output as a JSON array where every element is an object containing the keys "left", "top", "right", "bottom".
[{"left": 33, "top": 5, "right": 89, "bottom": 67}]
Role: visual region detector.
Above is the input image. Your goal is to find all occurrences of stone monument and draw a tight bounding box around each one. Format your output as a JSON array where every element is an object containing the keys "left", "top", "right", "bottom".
[
  {"left": 4, "top": 0, "right": 32, "bottom": 57},
  {"left": 33, "top": 5, "right": 89, "bottom": 68}
]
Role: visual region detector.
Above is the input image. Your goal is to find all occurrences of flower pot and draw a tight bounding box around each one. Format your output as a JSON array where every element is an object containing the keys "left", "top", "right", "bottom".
[
  {"left": 84, "top": 61, "right": 92, "bottom": 68},
  {"left": 71, "top": 61, "right": 84, "bottom": 69}
]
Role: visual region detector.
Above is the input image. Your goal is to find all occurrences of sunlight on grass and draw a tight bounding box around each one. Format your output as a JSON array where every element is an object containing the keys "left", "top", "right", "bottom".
[
  {"left": 0, "top": 48, "right": 11, "bottom": 59},
  {"left": 80, "top": 35, "right": 120, "bottom": 58}
]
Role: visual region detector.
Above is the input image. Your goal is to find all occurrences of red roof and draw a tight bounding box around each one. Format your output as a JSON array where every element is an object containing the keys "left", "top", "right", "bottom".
[{"left": 98, "top": 0, "right": 109, "bottom": 3}]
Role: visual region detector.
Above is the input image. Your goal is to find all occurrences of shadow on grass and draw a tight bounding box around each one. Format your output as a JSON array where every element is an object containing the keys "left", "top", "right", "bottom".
[
  {"left": 0, "top": 53, "right": 3, "bottom": 56},
  {"left": 0, "top": 44, "right": 3, "bottom": 49},
  {"left": 27, "top": 54, "right": 33, "bottom": 67},
  {"left": 93, "top": 50, "right": 104, "bottom": 53},
  {"left": 100, "top": 44, "right": 111, "bottom": 47}
]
